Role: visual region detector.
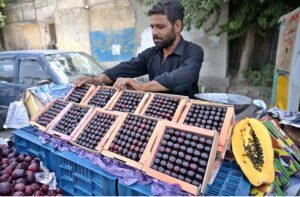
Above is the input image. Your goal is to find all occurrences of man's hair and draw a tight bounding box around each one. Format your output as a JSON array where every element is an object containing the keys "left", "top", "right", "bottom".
[{"left": 148, "top": 0, "right": 184, "bottom": 24}]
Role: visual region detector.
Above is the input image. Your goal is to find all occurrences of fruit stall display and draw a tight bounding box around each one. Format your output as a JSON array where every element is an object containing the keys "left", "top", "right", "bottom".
[
  {"left": 27, "top": 85, "right": 237, "bottom": 195},
  {"left": 0, "top": 144, "right": 62, "bottom": 196},
  {"left": 22, "top": 84, "right": 300, "bottom": 196}
]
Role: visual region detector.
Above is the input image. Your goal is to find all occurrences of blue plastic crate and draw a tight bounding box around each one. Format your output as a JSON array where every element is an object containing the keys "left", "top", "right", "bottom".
[
  {"left": 12, "top": 128, "right": 55, "bottom": 172},
  {"left": 204, "top": 160, "right": 251, "bottom": 196},
  {"left": 52, "top": 150, "right": 118, "bottom": 196},
  {"left": 118, "top": 181, "right": 152, "bottom": 196}
]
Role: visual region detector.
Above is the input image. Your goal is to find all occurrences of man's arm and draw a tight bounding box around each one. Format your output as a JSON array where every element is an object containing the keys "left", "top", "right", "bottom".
[{"left": 73, "top": 50, "right": 149, "bottom": 87}]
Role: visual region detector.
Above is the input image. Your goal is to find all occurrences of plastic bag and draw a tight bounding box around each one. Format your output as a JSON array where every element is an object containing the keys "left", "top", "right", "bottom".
[{"left": 4, "top": 99, "right": 30, "bottom": 129}]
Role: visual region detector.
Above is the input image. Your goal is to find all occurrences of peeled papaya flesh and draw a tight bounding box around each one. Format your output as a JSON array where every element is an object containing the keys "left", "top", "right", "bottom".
[{"left": 232, "top": 118, "right": 275, "bottom": 186}]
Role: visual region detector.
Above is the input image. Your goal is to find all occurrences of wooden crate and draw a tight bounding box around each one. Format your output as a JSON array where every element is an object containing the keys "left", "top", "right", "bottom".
[
  {"left": 178, "top": 99, "right": 235, "bottom": 159},
  {"left": 64, "top": 84, "right": 96, "bottom": 104},
  {"left": 139, "top": 93, "right": 188, "bottom": 122},
  {"left": 106, "top": 90, "right": 150, "bottom": 114},
  {"left": 83, "top": 86, "right": 118, "bottom": 109},
  {"left": 101, "top": 113, "right": 160, "bottom": 170},
  {"left": 29, "top": 99, "right": 69, "bottom": 133},
  {"left": 70, "top": 109, "right": 127, "bottom": 154},
  {"left": 142, "top": 121, "right": 219, "bottom": 195},
  {"left": 48, "top": 103, "right": 94, "bottom": 141}
]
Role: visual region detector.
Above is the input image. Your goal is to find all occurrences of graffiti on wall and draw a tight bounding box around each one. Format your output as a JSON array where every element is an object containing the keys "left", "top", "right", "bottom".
[{"left": 90, "top": 28, "right": 135, "bottom": 62}]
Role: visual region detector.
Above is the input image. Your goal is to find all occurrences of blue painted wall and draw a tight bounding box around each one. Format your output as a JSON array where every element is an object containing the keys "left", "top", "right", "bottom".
[{"left": 90, "top": 28, "right": 135, "bottom": 62}]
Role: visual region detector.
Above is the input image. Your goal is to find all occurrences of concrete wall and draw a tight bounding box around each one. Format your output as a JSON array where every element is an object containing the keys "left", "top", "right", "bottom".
[{"left": 2, "top": 0, "right": 229, "bottom": 87}]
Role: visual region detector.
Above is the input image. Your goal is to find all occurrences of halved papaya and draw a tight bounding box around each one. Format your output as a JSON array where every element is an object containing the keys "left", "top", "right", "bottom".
[{"left": 232, "top": 118, "right": 275, "bottom": 186}]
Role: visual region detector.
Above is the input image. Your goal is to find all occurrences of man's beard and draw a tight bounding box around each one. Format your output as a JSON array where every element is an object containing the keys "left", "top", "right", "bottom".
[{"left": 153, "top": 29, "right": 176, "bottom": 49}]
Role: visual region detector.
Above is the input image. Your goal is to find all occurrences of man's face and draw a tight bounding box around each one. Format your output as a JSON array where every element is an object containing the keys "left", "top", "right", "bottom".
[{"left": 150, "top": 14, "right": 176, "bottom": 49}]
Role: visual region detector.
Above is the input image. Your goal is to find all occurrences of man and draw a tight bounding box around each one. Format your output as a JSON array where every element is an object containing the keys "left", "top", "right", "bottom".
[{"left": 74, "top": 0, "right": 204, "bottom": 98}]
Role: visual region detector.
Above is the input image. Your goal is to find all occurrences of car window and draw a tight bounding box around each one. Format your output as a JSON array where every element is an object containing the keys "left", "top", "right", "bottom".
[
  {"left": 45, "top": 52, "right": 106, "bottom": 83},
  {"left": 19, "top": 59, "right": 52, "bottom": 85},
  {"left": 0, "top": 58, "right": 14, "bottom": 83}
]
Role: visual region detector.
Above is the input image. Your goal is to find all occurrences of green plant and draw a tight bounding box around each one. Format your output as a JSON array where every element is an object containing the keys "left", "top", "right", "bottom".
[{"left": 242, "top": 63, "right": 274, "bottom": 87}]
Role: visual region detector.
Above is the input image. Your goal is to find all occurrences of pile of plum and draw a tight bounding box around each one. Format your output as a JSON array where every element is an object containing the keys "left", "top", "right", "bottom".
[{"left": 0, "top": 144, "right": 62, "bottom": 196}]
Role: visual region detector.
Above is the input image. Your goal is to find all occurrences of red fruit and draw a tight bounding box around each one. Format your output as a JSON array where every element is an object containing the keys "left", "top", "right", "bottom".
[
  {"left": 16, "top": 163, "right": 26, "bottom": 169},
  {"left": 27, "top": 163, "right": 39, "bottom": 173},
  {"left": 22, "top": 161, "right": 30, "bottom": 169},
  {"left": 0, "top": 174, "right": 11, "bottom": 183},
  {"left": 13, "top": 191, "right": 24, "bottom": 196},
  {"left": 34, "top": 190, "right": 43, "bottom": 196},
  {"left": 17, "top": 154, "right": 25, "bottom": 162},
  {"left": 1, "top": 163, "right": 9, "bottom": 170},
  {"left": 2, "top": 158, "right": 9, "bottom": 164},
  {"left": 7, "top": 153, "right": 15, "bottom": 159},
  {"left": 24, "top": 185, "right": 34, "bottom": 196},
  {"left": 31, "top": 182, "right": 40, "bottom": 191},
  {"left": 0, "top": 182, "right": 12, "bottom": 195},
  {"left": 1, "top": 168, "right": 12, "bottom": 176},
  {"left": 24, "top": 155, "right": 33, "bottom": 162},
  {"left": 15, "top": 178, "right": 26, "bottom": 185},
  {"left": 48, "top": 190, "right": 55, "bottom": 196},
  {"left": 140, "top": 123, "right": 146, "bottom": 129},
  {"left": 26, "top": 171, "right": 36, "bottom": 184},
  {"left": 14, "top": 183, "right": 25, "bottom": 192},
  {"left": 41, "top": 184, "right": 49, "bottom": 192},
  {"left": 11, "top": 169, "right": 26, "bottom": 179},
  {"left": 31, "top": 158, "right": 40, "bottom": 165},
  {"left": 56, "top": 187, "right": 62, "bottom": 194},
  {"left": 2, "top": 148, "right": 10, "bottom": 157},
  {"left": 9, "top": 158, "right": 17, "bottom": 163}
]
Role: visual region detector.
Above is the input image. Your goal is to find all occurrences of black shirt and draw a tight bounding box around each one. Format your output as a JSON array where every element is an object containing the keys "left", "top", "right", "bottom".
[{"left": 103, "top": 36, "right": 204, "bottom": 98}]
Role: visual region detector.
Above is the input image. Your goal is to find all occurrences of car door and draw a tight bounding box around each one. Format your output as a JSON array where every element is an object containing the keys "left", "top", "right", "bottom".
[
  {"left": 0, "top": 55, "right": 18, "bottom": 127},
  {"left": 15, "top": 55, "right": 53, "bottom": 101},
  {"left": 0, "top": 55, "right": 18, "bottom": 107}
]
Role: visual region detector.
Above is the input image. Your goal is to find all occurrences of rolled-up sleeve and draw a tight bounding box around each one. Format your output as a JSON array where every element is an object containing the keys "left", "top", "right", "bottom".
[
  {"left": 153, "top": 46, "right": 204, "bottom": 94},
  {"left": 103, "top": 51, "right": 148, "bottom": 81}
]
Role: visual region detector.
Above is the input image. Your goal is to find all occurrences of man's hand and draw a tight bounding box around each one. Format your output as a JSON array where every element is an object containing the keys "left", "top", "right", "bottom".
[
  {"left": 73, "top": 76, "right": 95, "bottom": 87},
  {"left": 73, "top": 74, "right": 113, "bottom": 87},
  {"left": 113, "top": 77, "right": 169, "bottom": 92},
  {"left": 113, "top": 78, "right": 144, "bottom": 91}
]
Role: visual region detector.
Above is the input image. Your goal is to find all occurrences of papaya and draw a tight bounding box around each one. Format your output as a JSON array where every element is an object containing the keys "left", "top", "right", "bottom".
[{"left": 232, "top": 118, "right": 275, "bottom": 186}]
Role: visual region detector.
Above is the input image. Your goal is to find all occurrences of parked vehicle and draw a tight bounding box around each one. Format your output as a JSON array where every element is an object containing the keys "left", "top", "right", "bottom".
[{"left": 0, "top": 50, "right": 107, "bottom": 128}]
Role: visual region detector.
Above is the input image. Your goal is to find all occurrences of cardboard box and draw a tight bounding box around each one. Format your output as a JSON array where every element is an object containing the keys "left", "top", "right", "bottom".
[
  {"left": 83, "top": 86, "right": 119, "bottom": 109},
  {"left": 24, "top": 90, "right": 45, "bottom": 120},
  {"left": 139, "top": 93, "right": 188, "bottom": 122},
  {"left": 107, "top": 90, "right": 150, "bottom": 114},
  {"left": 178, "top": 99, "right": 235, "bottom": 159},
  {"left": 101, "top": 113, "right": 160, "bottom": 170},
  {"left": 29, "top": 99, "right": 68, "bottom": 132},
  {"left": 70, "top": 108, "right": 127, "bottom": 154},
  {"left": 142, "top": 121, "right": 219, "bottom": 195},
  {"left": 64, "top": 84, "right": 96, "bottom": 104},
  {"left": 48, "top": 103, "right": 94, "bottom": 141}
]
